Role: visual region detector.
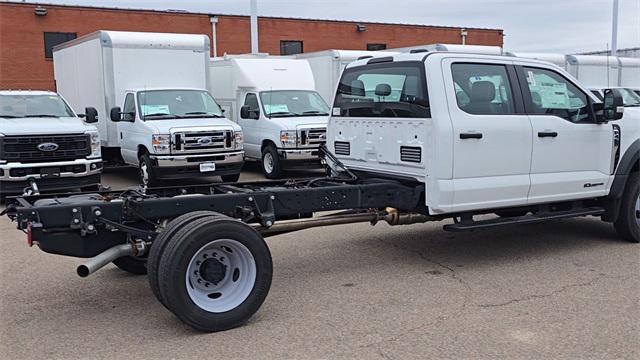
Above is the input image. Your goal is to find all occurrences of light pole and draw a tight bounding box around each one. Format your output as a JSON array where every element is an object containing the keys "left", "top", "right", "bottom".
[
  {"left": 611, "top": 0, "right": 619, "bottom": 56},
  {"left": 250, "top": 0, "right": 259, "bottom": 54}
]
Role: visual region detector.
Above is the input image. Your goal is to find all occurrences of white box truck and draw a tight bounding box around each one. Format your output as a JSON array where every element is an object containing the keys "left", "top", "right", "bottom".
[
  {"left": 53, "top": 31, "right": 244, "bottom": 186},
  {"left": 296, "top": 50, "right": 398, "bottom": 105},
  {"left": 208, "top": 55, "right": 329, "bottom": 178}
]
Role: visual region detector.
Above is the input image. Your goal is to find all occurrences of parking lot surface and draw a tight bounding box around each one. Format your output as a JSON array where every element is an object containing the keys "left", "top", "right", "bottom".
[{"left": 1, "top": 165, "right": 638, "bottom": 359}]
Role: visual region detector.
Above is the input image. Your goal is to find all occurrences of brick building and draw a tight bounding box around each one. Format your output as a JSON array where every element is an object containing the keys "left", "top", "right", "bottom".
[{"left": 0, "top": 1, "right": 504, "bottom": 91}]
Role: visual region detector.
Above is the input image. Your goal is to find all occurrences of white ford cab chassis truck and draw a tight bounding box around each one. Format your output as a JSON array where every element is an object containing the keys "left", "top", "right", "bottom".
[
  {"left": 4, "top": 52, "right": 638, "bottom": 333},
  {"left": 0, "top": 90, "right": 102, "bottom": 195},
  {"left": 53, "top": 31, "right": 244, "bottom": 186},
  {"left": 209, "top": 56, "right": 330, "bottom": 178}
]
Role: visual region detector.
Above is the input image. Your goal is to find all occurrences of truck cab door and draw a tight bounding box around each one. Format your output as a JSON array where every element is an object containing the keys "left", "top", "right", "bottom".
[
  {"left": 238, "top": 93, "right": 262, "bottom": 159},
  {"left": 445, "top": 60, "right": 533, "bottom": 212},
  {"left": 118, "top": 93, "right": 138, "bottom": 164},
  {"left": 516, "top": 65, "right": 614, "bottom": 203}
]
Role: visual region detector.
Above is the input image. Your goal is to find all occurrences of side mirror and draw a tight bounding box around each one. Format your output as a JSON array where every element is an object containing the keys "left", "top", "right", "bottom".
[
  {"left": 603, "top": 89, "right": 624, "bottom": 121},
  {"left": 240, "top": 105, "right": 259, "bottom": 120},
  {"left": 84, "top": 107, "right": 98, "bottom": 123},
  {"left": 110, "top": 107, "right": 122, "bottom": 122}
]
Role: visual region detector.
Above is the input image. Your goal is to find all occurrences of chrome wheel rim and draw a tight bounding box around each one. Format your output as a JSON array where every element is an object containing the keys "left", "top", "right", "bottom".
[
  {"left": 139, "top": 161, "right": 149, "bottom": 185},
  {"left": 263, "top": 152, "right": 274, "bottom": 174},
  {"left": 185, "top": 239, "right": 257, "bottom": 313}
]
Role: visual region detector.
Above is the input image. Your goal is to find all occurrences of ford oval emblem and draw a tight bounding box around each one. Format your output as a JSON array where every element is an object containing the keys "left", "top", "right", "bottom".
[
  {"left": 198, "top": 137, "right": 212, "bottom": 145},
  {"left": 37, "top": 142, "right": 59, "bottom": 152}
]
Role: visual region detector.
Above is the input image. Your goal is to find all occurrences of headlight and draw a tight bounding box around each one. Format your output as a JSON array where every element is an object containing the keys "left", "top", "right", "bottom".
[
  {"left": 280, "top": 130, "right": 297, "bottom": 148},
  {"left": 87, "top": 131, "right": 101, "bottom": 159},
  {"left": 152, "top": 134, "right": 171, "bottom": 154},
  {"left": 234, "top": 131, "right": 244, "bottom": 150}
]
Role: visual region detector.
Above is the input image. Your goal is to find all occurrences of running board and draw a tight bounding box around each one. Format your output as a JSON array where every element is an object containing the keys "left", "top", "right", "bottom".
[{"left": 443, "top": 207, "right": 605, "bottom": 232}]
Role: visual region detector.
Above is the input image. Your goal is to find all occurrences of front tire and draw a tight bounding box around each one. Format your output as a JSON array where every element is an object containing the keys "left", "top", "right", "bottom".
[
  {"left": 156, "top": 215, "right": 273, "bottom": 332},
  {"left": 261, "top": 145, "right": 283, "bottom": 179},
  {"left": 138, "top": 153, "right": 159, "bottom": 187},
  {"left": 614, "top": 172, "right": 640, "bottom": 243}
]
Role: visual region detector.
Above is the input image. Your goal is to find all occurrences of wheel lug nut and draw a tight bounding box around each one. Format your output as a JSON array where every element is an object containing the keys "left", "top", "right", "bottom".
[
  {"left": 196, "top": 261, "right": 201, "bottom": 265},
  {"left": 205, "top": 283, "right": 210, "bottom": 287},
  {"left": 194, "top": 271, "right": 199, "bottom": 275},
  {"left": 197, "top": 279, "right": 202, "bottom": 283},
  {"left": 203, "top": 254, "right": 208, "bottom": 258}
]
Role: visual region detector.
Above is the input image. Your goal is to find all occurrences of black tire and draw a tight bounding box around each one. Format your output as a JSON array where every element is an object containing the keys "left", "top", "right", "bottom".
[
  {"left": 157, "top": 216, "right": 273, "bottom": 332},
  {"left": 614, "top": 172, "right": 640, "bottom": 243},
  {"left": 112, "top": 256, "right": 148, "bottom": 275},
  {"left": 261, "top": 145, "right": 282, "bottom": 179},
  {"left": 138, "top": 153, "right": 159, "bottom": 187},
  {"left": 220, "top": 173, "right": 241, "bottom": 182},
  {"left": 147, "top": 211, "right": 220, "bottom": 308}
]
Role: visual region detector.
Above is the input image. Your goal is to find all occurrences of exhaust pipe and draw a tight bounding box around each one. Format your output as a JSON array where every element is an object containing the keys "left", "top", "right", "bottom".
[{"left": 77, "top": 243, "right": 136, "bottom": 278}]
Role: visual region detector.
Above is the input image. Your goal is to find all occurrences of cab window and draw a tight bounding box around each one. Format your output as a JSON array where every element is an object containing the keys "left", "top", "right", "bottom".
[
  {"left": 451, "top": 63, "right": 514, "bottom": 115},
  {"left": 242, "top": 93, "right": 260, "bottom": 119},
  {"left": 334, "top": 61, "right": 430, "bottom": 118},
  {"left": 123, "top": 93, "right": 136, "bottom": 121},
  {"left": 522, "top": 67, "right": 593, "bottom": 123}
]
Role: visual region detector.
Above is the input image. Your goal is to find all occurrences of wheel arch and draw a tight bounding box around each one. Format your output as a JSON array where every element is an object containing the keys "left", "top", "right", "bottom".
[
  {"left": 137, "top": 145, "right": 149, "bottom": 159},
  {"left": 261, "top": 139, "right": 277, "bottom": 151},
  {"left": 603, "top": 139, "right": 640, "bottom": 222}
]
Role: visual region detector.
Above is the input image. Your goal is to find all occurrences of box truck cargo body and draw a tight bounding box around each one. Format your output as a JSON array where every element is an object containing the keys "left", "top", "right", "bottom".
[
  {"left": 209, "top": 55, "right": 329, "bottom": 178},
  {"left": 566, "top": 55, "right": 620, "bottom": 88},
  {"left": 53, "top": 31, "right": 244, "bottom": 185},
  {"left": 618, "top": 57, "right": 640, "bottom": 87},
  {"left": 296, "top": 50, "right": 398, "bottom": 105}
]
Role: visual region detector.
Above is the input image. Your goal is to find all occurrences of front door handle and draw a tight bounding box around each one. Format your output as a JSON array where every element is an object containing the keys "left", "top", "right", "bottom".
[
  {"left": 460, "top": 132, "right": 483, "bottom": 139},
  {"left": 538, "top": 131, "right": 558, "bottom": 138}
]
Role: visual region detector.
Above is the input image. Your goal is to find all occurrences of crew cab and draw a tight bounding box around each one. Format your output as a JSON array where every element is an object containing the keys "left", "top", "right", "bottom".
[
  {"left": 328, "top": 52, "right": 638, "bottom": 225},
  {"left": 4, "top": 53, "right": 638, "bottom": 334},
  {"left": 0, "top": 90, "right": 102, "bottom": 195}
]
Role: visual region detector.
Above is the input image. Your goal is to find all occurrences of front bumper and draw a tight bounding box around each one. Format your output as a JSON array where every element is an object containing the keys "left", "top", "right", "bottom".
[
  {"left": 150, "top": 151, "right": 244, "bottom": 179},
  {"left": 278, "top": 148, "right": 321, "bottom": 161},
  {"left": 0, "top": 158, "right": 102, "bottom": 181}
]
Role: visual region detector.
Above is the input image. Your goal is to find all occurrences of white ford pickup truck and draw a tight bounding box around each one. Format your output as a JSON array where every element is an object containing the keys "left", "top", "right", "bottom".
[
  {"left": 0, "top": 90, "right": 102, "bottom": 195},
  {"left": 328, "top": 52, "right": 639, "bottom": 239}
]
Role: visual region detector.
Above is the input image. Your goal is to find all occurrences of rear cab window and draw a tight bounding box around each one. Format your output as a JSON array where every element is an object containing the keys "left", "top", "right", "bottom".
[{"left": 333, "top": 61, "right": 430, "bottom": 118}]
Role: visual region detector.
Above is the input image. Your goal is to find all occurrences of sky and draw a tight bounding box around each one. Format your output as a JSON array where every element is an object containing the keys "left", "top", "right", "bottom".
[{"left": 16, "top": 0, "right": 640, "bottom": 53}]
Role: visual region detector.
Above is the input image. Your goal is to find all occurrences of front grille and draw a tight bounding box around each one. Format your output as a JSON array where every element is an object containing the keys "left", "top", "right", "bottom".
[
  {"left": 334, "top": 141, "right": 350, "bottom": 156},
  {"left": 400, "top": 146, "right": 422, "bottom": 163},
  {"left": 0, "top": 134, "right": 90, "bottom": 163},
  {"left": 300, "top": 128, "right": 326, "bottom": 146},
  {"left": 173, "top": 130, "right": 232, "bottom": 153}
]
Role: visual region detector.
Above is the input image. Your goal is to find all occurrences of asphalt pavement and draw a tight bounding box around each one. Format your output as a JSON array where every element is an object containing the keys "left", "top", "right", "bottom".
[{"left": 1, "top": 164, "right": 638, "bottom": 359}]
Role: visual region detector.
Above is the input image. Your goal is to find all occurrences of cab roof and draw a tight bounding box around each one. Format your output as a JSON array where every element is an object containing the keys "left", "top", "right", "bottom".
[{"left": 345, "top": 51, "right": 564, "bottom": 70}]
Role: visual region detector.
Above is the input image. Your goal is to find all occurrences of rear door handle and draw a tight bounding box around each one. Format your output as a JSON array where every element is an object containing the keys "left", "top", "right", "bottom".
[
  {"left": 538, "top": 131, "right": 558, "bottom": 138},
  {"left": 460, "top": 132, "right": 483, "bottom": 139}
]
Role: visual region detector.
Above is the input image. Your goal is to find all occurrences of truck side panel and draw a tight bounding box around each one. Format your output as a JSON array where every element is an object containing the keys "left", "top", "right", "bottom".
[{"left": 53, "top": 38, "right": 108, "bottom": 144}]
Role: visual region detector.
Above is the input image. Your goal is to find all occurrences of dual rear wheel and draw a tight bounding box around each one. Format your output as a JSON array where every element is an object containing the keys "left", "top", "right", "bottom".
[{"left": 146, "top": 212, "right": 273, "bottom": 332}]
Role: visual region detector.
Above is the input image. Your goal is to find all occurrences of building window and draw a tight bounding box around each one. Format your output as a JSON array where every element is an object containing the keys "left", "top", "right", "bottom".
[
  {"left": 44, "top": 32, "right": 77, "bottom": 59},
  {"left": 280, "top": 40, "right": 303, "bottom": 55},
  {"left": 367, "top": 44, "right": 387, "bottom": 51}
]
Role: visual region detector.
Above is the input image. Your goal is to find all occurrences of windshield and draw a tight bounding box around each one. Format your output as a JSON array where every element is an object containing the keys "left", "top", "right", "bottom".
[
  {"left": 333, "top": 61, "right": 430, "bottom": 118},
  {"left": 617, "top": 88, "right": 640, "bottom": 106},
  {"left": 0, "top": 94, "right": 75, "bottom": 118},
  {"left": 259, "top": 91, "right": 329, "bottom": 118},
  {"left": 137, "top": 90, "right": 224, "bottom": 120}
]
